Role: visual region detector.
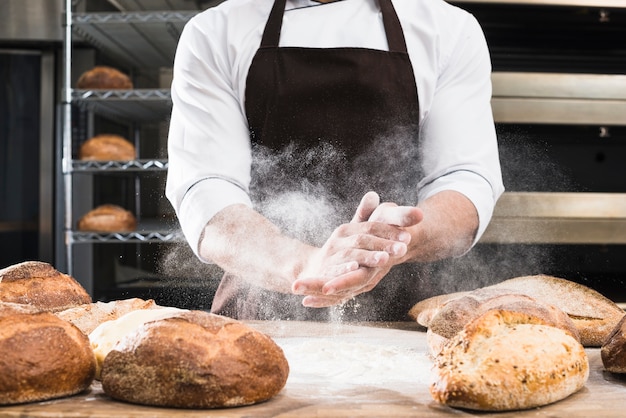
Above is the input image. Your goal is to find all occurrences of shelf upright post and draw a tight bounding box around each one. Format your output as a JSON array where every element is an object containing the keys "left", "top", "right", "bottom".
[{"left": 61, "top": 0, "right": 74, "bottom": 278}]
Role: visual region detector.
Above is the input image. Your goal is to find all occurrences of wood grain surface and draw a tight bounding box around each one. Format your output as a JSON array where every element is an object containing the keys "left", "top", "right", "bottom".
[{"left": 2, "top": 321, "right": 626, "bottom": 417}]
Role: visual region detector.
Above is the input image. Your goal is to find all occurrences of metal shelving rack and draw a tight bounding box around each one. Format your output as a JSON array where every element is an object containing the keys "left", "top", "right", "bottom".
[{"left": 60, "top": 0, "right": 201, "bottom": 292}]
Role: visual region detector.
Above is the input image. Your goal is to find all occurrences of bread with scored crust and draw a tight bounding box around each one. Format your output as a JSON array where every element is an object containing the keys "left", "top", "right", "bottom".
[
  {"left": 430, "top": 309, "right": 589, "bottom": 411},
  {"left": 0, "top": 261, "right": 91, "bottom": 312},
  {"left": 100, "top": 310, "right": 289, "bottom": 408},
  {"left": 410, "top": 274, "right": 624, "bottom": 346},
  {"left": 0, "top": 312, "right": 96, "bottom": 405},
  {"left": 56, "top": 298, "right": 160, "bottom": 335}
]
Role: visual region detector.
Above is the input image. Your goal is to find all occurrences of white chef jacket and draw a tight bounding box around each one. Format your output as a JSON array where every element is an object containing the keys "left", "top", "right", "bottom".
[{"left": 166, "top": 0, "right": 505, "bottom": 261}]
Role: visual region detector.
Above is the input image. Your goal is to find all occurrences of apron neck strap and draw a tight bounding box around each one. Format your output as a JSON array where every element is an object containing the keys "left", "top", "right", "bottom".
[{"left": 260, "top": 0, "right": 409, "bottom": 53}]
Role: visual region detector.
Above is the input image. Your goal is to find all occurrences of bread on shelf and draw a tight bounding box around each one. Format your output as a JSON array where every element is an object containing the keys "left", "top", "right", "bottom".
[{"left": 76, "top": 66, "right": 133, "bottom": 90}]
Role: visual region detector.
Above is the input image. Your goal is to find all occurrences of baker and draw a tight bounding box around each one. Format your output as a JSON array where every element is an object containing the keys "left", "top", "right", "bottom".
[{"left": 166, "top": 0, "right": 504, "bottom": 321}]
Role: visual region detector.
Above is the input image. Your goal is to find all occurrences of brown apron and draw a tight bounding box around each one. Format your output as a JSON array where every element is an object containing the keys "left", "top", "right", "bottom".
[{"left": 211, "top": 0, "right": 430, "bottom": 321}]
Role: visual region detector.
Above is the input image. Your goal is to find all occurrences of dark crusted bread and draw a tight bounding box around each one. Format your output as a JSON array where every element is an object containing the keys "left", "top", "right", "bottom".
[
  {"left": 100, "top": 310, "right": 289, "bottom": 408},
  {"left": 601, "top": 314, "right": 626, "bottom": 373}
]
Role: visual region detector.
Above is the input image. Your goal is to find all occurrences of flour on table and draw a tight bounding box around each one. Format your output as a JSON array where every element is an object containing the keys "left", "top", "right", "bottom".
[{"left": 275, "top": 337, "right": 433, "bottom": 388}]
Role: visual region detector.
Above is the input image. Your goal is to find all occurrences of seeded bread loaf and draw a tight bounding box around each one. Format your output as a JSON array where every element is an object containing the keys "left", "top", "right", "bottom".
[{"left": 431, "top": 309, "right": 589, "bottom": 411}]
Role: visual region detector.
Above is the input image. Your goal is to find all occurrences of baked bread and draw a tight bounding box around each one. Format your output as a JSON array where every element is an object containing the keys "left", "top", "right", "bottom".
[
  {"left": 0, "top": 261, "right": 91, "bottom": 312},
  {"left": 79, "top": 134, "right": 136, "bottom": 161},
  {"left": 431, "top": 309, "right": 589, "bottom": 411},
  {"left": 89, "top": 306, "right": 185, "bottom": 379},
  {"left": 410, "top": 274, "right": 624, "bottom": 346},
  {"left": 601, "top": 314, "right": 626, "bottom": 373},
  {"left": 0, "top": 312, "right": 96, "bottom": 405},
  {"left": 99, "top": 310, "right": 289, "bottom": 408},
  {"left": 426, "top": 293, "right": 580, "bottom": 356},
  {"left": 77, "top": 204, "right": 137, "bottom": 232},
  {"left": 76, "top": 66, "right": 133, "bottom": 89},
  {"left": 56, "top": 298, "right": 160, "bottom": 335}
]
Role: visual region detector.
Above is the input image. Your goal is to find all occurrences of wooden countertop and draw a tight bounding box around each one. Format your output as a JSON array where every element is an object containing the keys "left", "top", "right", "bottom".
[{"left": 3, "top": 321, "right": 626, "bottom": 417}]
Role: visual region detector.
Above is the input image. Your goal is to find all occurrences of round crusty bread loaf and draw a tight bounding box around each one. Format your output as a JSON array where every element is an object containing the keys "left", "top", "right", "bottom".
[
  {"left": 76, "top": 66, "right": 133, "bottom": 90},
  {"left": 430, "top": 309, "right": 589, "bottom": 411},
  {"left": 100, "top": 310, "right": 289, "bottom": 408},
  {"left": 79, "top": 134, "right": 136, "bottom": 161},
  {"left": 0, "top": 261, "right": 91, "bottom": 312},
  {"left": 601, "top": 314, "right": 626, "bottom": 373},
  {"left": 0, "top": 312, "right": 96, "bottom": 405},
  {"left": 77, "top": 204, "right": 137, "bottom": 232},
  {"left": 426, "top": 293, "right": 580, "bottom": 357}
]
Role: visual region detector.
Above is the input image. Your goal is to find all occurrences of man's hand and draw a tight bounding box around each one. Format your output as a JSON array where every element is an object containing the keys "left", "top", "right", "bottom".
[{"left": 291, "top": 192, "right": 422, "bottom": 307}]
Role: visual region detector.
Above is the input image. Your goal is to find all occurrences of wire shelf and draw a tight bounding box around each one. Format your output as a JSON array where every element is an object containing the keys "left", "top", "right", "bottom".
[
  {"left": 72, "top": 11, "right": 198, "bottom": 69},
  {"left": 72, "top": 159, "right": 169, "bottom": 173},
  {"left": 69, "top": 230, "right": 183, "bottom": 244},
  {"left": 72, "top": 89, "right": 172, "bottom": 122}
]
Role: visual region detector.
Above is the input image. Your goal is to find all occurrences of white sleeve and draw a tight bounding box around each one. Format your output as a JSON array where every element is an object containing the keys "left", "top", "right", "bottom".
[
  {"left": 417, "top": 14, "right": 505, "bottom": 246},
  {"left": 165, "top": 15, "right": 253, "bottom": 260}
]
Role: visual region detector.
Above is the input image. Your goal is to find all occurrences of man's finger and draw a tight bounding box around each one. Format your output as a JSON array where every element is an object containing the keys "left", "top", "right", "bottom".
[{"left": 351, "top": 191, "right": 380, "bottom": 223}]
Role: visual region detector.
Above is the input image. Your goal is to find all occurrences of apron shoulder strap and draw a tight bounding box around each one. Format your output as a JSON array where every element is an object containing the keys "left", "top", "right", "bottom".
[
  {"left": 379, "top": 0, "right": 409, "bottom": 54},
  {"left": 260, "top": 0, "right": 287, "bottom": 47}
]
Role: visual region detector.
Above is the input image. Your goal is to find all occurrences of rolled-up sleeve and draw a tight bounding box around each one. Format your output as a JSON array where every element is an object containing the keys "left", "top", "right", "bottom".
[
  {"left": 166, "top": 15, "right": 253, "bottom": 260},
  {"left": 417, "top": 14, "right": 505, "bottom": 246}
]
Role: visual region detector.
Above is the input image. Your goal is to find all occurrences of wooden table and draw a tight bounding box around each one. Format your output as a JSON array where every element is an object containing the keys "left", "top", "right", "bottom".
[{"left": 3, "top": 321, "right": 626, "bottom": 417}]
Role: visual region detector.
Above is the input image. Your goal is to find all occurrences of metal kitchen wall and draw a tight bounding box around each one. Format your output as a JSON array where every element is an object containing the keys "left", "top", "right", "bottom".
[
  {"left": 444, "top": 0, "right": 626, "bottom": 300},
  {"left": 0, "top": 0, "right": 62, "bottom": 268}
]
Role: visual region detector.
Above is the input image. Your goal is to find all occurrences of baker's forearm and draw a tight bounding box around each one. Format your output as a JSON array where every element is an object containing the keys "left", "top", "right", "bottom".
[
  {"left": 403, "top": 190, "right": 479, "bottom": 263},
  {"left": 199, "top": 204, "right": 313, "bottom": 293}
]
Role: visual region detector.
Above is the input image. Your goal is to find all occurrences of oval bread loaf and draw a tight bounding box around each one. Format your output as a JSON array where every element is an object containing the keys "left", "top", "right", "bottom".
[
  {"left": 431, "top": 309, "right": 589, "bottom": 411},
  {"left": 0, "top": 312, "right": 96, "bottom": 405},
  {"left": 100, "top": 310, "right": 289, "bottom": 408}
]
